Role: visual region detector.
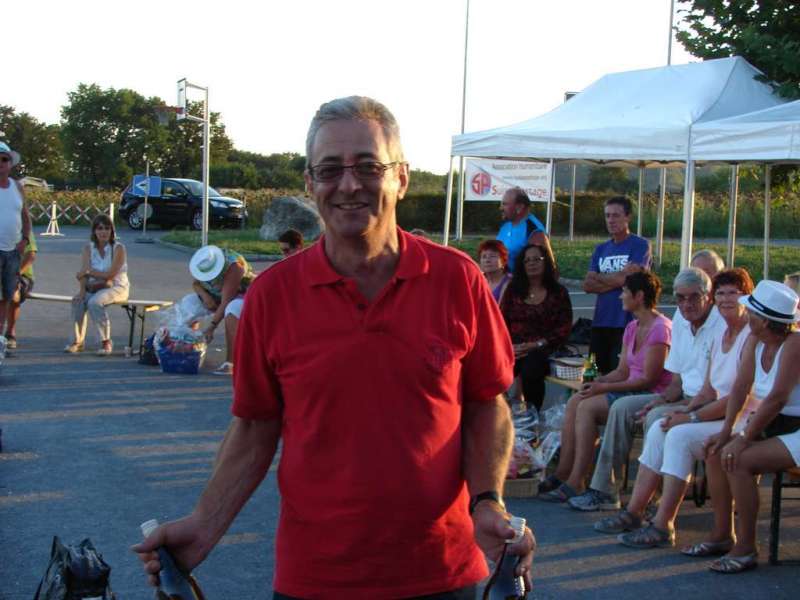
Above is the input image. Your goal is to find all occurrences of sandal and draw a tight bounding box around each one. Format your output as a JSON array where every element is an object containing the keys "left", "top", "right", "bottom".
[
  {"left": 594, "top": 509, "right": 642, "bottom": 534},
  {"left": 213, "top": 361, "right": 234, "bottom": 376},
  {"left": 537, "top": 474, "right": 562, "bottom": 495},
  {"left": 618, "top": 523, "right": 675, "bottom": 549},
  {"left": 709, "top": 553, "right": 758, "bottom": 574},
  {"left": 681, "top": 539, "right": 735, "bottom": 557},
  {"left": 5, "top": 335, "right": 16, "bottom": 349},
  {"left": 64, "top": 343, "right": 84, "bottom": 354},
  {"left": 537, "top": 483, "right": 577, "bottom": 503}
]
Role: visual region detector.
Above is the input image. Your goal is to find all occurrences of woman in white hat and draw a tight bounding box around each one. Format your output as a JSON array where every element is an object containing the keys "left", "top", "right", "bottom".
[
  {"left": 703, "top": 280, "right": 800, "bottom": 573},
  {"left": 190, "top": 245, "right": 255, "bottom": 375}
]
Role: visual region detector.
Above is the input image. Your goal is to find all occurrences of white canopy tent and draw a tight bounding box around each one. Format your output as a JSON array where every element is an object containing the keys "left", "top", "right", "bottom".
[
  {"left": 446, "top": 57, "right": 788, "bottom": 269},
  {"left": 690, "top": 100, "right": 800, "bottom": 278}
]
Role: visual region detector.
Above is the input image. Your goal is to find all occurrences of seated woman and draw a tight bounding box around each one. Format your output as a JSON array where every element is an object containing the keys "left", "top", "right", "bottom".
[
  {"left": 703, "top": 280, "right": 800, "bottom": 574},
  {"left": 190, "top": 245, "right": 255, "bottom": 376},
  {"left": 478, "top": 239, "right": 511, "bottom": 303},
  {"left": 499, "top": 243, "right": 572, "bottom": 413},
  {"left": 65, "top": 214, "right": 129, "bottom": 355},
  {"left": 592, "top": 269, "right": 754, "bottom": 548},
  {"left": 540, "top": 271, "right": 671, "bottom": 502}
]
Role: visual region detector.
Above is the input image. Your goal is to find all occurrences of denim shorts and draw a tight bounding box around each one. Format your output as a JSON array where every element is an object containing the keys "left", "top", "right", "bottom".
[{"left": 0, "top": 249, "right": 21, "bottom": 301}]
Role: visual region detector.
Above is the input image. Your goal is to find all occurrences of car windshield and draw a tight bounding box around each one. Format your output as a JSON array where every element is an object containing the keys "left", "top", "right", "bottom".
[{"left": 181, "top": 180, "right": 222, "bottom": 197}]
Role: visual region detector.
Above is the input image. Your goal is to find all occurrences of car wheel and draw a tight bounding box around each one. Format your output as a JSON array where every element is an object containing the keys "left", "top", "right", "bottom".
[
  {"left": 191, "top": 209, "right": 203, "bottom": 231},
  {"left": 127, "top": 210, "right": 144, "bottom": 230}
]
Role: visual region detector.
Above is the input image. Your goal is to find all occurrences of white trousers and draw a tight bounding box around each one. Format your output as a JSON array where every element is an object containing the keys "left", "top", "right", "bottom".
[{"left": 71, "top": 285, "right": 129, "bottom": 345}]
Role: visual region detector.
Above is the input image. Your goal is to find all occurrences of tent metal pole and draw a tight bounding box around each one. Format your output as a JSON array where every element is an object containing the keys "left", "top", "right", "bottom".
[
  {"left": 545, "top": 159, "right": 555, "bottom": 234},
  {"left": 637, "top": 167, "right": 645, "bottom": 236},
  {"left": 680, "top": 162, "right": 696, "bottom": 269},
  {"left": 726, "top": 164, "right": 740, "bottom": 267},
  {"left": 656, "top": 168, "right": 667, "bottom": 268},
  {"left": 763, "top": 164, "right": 771, "bottom": 279},
  {"left": 456, "top": 157, "right": 466, "bottom": 240},
  {"left": 569, "top": 164, "right": 576, "bottom": 240},
  {"left": 443, "top": 156, "right": 456, "bottom": 247}
]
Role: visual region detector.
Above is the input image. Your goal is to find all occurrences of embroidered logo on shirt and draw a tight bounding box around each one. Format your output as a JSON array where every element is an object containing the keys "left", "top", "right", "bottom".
[{"left": 598, "top": 255, "right": 630, "bottom": 273}]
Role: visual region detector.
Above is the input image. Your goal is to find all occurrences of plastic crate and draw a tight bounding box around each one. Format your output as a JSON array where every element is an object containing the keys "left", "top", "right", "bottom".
[{"left": 157, "top": 347, "right": 205, "bottom": 375}]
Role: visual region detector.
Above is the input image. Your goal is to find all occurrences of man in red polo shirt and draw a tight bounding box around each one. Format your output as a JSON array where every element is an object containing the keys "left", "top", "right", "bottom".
[{"left": 135, "top": 96, "right": 535, "bottom": 598}]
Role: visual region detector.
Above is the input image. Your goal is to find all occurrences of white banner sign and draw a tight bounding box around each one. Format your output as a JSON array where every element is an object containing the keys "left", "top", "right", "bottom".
[{"left": 465, "top": 159, "right": 552, "bottom": 202}]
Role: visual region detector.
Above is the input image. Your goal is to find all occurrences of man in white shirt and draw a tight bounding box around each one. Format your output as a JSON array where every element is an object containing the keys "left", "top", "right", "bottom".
[
  {"left": 567, "top": 266, "right": 724, "bottom": 511},
  {"left": 0, "top": 142, "right": 32, "bottom": 341}
]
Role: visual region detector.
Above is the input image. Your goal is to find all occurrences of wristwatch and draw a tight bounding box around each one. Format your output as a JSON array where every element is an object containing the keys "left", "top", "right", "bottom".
[
  {"left": 689, "top": 411, "right": 700, "bottom": 423},
  {"left": 469, "top": 490, "right": 506, "bottom": 515}
]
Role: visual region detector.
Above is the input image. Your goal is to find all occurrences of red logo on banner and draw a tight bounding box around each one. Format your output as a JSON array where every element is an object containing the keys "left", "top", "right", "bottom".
[{"left": 471, "top": 172, "right": 491, "bottom": 196}]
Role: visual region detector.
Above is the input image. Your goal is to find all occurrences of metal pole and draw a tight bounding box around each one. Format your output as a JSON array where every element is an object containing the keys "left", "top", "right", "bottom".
[
  {"left": 637, "top": 167, "right": 645, "bottom": 236},
  {"left": 726, "top": 164, "right": 739, "bottom": 267},
  {"left": 545, "top": 159, "right": 555, "bottom": 234},
  {"left": 455, "top": 0, "right": 470, "bottom": 242},
  {"left": 143, "top": 159, "right": 150, "bottom": 237},
  {"left": 679, "top": 161, "right": 696, "bottom": 269},
  {"left": 763, "top": 165, "right": 771, "bottom": 279},
  {"left": 443, "top": 156, "right": 456, "bottom": 246},
  {"left": 569, "top": 164, "right": 576, "bottom": 240},
  {"left": 667, "top": 0, "right": 675, "bottom": 65},
  {"left": 656, "top": 168, "right": 667, "bottom": 268},
  {"left": 202, "top": 87, "right": 210, "bottom": 247}
]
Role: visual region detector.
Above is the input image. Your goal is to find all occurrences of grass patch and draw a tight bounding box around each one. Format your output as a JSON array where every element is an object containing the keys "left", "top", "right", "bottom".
[{"left": 163, "top": 230, "right": 799, "bottom": 287}]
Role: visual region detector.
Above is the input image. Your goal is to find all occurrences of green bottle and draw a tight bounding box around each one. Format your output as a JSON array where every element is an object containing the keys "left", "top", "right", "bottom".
[{"left": 583, "top": 353, "right": 598, "bottom": 383}]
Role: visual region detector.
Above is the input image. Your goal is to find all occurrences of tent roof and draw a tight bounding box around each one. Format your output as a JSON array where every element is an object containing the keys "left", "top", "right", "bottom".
[
  {"left": 690, "top": 100, "right": 800, "bottom": 163},
  {"left": 451, "top": 57, "right": 786, "bottom": 166}
]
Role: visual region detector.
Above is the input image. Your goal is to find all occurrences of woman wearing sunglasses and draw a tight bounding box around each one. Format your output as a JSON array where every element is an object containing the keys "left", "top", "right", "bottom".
[{"left": 65, "top": 214, "right": 129, "bottom": 355}]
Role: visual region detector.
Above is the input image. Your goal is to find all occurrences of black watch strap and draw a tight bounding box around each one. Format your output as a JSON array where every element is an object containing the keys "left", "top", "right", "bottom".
[{"left": 469, "top": 490, "right": 505, "bottom": 515}]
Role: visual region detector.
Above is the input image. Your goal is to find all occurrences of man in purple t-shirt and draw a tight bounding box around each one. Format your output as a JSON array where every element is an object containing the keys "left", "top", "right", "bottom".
[{"left": 583, "top": 196, "right": 651, "bottom": 373}]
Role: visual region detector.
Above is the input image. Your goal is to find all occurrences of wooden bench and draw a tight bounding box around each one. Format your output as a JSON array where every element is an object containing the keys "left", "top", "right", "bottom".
[
  {"left": 769, "top": 466, "right": 800, "bottom": 565},
  {"left": 545, "top": 375, "right": 583, "bottom": 393},
  {"left": 27, "top": 292, "right": 173, "bottom": 356}
]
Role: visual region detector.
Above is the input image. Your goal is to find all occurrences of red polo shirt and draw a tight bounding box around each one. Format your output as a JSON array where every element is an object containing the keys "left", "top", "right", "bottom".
[{"left": 232, "top": 228, "right": 514, "bottom": 599}]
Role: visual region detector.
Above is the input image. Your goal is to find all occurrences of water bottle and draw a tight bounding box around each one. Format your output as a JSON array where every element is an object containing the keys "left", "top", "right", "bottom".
[
  {"left": 484, "top": 516, "right": 527, "bottom": 600},
  {"left": 140, "top": 519, "right": 205, "bottom": 600}
]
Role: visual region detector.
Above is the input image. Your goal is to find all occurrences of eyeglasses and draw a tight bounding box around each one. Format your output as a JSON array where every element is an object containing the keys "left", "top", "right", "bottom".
[
  {"left": 676, "top": 292, "right": 705, "bottom": 304},
  {"left": 308, "top": 161, "right": 401, "bottom": 182},
  {"left": 715, "top": 289, "right": 744, "bottom": 298},
  {"left": 524, "top": 256, "right": 545, "bottom": 263},
  {"left": 0, "top": 156, "right": 10, "bottom": 163}
]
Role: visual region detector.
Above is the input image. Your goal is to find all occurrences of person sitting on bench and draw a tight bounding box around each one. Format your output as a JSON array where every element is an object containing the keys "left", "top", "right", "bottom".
[
  {"left": 190, "top": 245, "right": 255, "bottom": 376},
  {"left": 65, "top": 214, "right": 129, "bottom": 355}
]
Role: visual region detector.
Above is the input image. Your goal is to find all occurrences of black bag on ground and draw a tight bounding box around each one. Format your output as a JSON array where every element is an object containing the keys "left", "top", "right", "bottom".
[
  {"left": 34, "top": 536, "right": 115, "bottom": 600},
  {"left": 139, "top": 333, "right": 160, "bottom": 366},
  {"left": 568, "top": 317, "right": 592, "bottom": 346}
]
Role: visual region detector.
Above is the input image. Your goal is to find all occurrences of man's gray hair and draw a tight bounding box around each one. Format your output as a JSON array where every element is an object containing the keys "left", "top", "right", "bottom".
[
  {"left": 691, "top": 249, "right": 724, "bottom": 273},
  {"left": 305, "top": 96, "right": 404, "bottom": 167},
  {"left": 673, "top": 267, "right": 712, "bottom": 295}
]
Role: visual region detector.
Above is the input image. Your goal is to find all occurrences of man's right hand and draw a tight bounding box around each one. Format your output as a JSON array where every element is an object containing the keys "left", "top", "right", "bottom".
[
  {"left": 634, "top": 395, "right": 665, "bottom": 421},
  {"left": 131, "top": 514, "right": 214, "bottom": 588}
]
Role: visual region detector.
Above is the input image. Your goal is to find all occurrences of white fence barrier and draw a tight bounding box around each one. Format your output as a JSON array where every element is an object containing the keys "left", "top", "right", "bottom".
[{"left": 29, "top": 201, "right": 116, "bottom": 227}]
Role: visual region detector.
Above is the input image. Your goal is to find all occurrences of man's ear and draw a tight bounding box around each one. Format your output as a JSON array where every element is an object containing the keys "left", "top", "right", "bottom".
[{"left": 396, "top": 162, "right": 410, "bottom": 200}]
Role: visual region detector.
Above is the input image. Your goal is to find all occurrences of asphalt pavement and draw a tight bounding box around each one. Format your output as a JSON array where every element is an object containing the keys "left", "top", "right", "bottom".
[{"left": 0, "top": 226, "right": 797, "bottom": 599}]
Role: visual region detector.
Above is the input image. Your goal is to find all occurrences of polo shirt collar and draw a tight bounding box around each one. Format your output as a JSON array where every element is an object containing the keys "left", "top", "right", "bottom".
[{"left": 305, "top": 227, "right": 429, "bottom": 287}]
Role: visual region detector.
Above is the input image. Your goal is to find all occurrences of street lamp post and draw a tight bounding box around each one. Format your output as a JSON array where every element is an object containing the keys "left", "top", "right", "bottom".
[{"left": 177, "top": 79, "right": 211, "bottom": 247}]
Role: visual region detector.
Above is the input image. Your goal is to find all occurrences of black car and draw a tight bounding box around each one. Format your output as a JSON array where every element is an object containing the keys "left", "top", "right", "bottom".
[{"left": 119, "top": 178, "right": 247, "bottom": 230}]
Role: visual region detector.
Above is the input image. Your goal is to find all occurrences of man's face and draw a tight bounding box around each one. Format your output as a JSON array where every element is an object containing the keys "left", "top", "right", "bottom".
[
  {"left": 604, "top": 203, "right": 630, "bottom": 236},
  {"left": 280, "top": 242, "right": 301, "bottom": 258},
  {"left": 500, "top": 192, "right": 521, "bottom": 221},
  {"left": 691, "top": 255, "right": 720, "bottom": 279},
  {"left": 674, "top": 283, "right": 712, "bottom": 324},
  {"left": 305, "top": 119, "right": 408, "bottom": 241},
  {"left": 0, "top": 153, "right": 12, "bottom": 178}
]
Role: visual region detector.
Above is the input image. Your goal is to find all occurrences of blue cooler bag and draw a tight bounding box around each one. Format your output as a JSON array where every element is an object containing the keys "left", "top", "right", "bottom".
[{"left": 157, "top": 347, "right": 206, "bottom": 375}]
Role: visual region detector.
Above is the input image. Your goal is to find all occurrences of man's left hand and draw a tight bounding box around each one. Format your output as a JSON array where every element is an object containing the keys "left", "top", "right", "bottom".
[
  {"left": 15, "top": 239, "right": 26, "bottom": 254},
  {"left": 660, "top": 412, "right": 689, "bottom": 431},
  {"left": 472, "top": 503, "right": 535, "bottom": 592}
]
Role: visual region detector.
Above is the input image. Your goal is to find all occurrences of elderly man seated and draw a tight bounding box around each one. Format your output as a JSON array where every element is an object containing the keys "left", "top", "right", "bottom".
[
  {"left": 554, "top": 266, "right": 724, "bottom": 511},
  {"left": 190, "top": 245, "right": 255, "bottom": 375}
]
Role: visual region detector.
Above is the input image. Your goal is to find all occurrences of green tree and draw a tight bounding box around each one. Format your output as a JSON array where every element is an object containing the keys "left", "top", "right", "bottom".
[
  {"left": 585, "top": 166, "right": 635, "bottom": 194},
  {"left": 676, "top": 1, "right": 800, "bottom": 99},
  {"left": 161, "top": 100, "right": 233, "bottom": 181},
  {"left": 0, "top": 105, "right": 65, "bottom": 183}
]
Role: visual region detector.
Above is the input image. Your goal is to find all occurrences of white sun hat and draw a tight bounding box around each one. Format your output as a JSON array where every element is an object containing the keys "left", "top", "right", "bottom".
[
  {"left": 0, "top": 141, "right": 21, "bottom": 167},
  {"left": 739, "top": 280, "right": 800, "bottom": 324},
  {"left": 189, "top": 245, "right": 226, "bottom": 282}
]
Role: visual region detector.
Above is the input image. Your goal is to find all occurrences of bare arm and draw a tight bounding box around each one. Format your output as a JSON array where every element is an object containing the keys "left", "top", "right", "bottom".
[
  {"left": 18, "top": 250, "right": 36, "bottom": 273},
  {"left": 720, "top": 335, "right": 758, "bottom": 432},
  {"left": 15, "top": 182, "right": 31, "bottom": 253},
  {"left": 88, "top": 244, "right": 127, "bottom": 281},
  {"left": 134, "top": 416, "right": 280, "bottom": 581},
  {"left": 463, "top": 396, "right": 535, "bottom": 587},
  {"left": 600, "top": 343, "right": 669, "bottom": 393},
  {"left": 211, "top": 263, "right": 245, "bottom": 324},
  {"left": 582, "top": 262, "right": 644, "bottom": 294}
]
